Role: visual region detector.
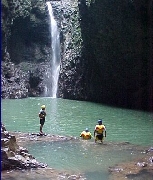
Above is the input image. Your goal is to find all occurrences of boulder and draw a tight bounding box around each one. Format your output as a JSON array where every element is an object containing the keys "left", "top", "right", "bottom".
[{"left": 1, "top": 123, "right": 47, "bottom": 170}]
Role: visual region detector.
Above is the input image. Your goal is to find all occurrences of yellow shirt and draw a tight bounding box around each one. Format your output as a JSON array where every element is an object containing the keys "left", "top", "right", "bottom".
[
  {"left": 95, "top": 125, "right": 105, "bottom": 134},
  {"left": 80, "top": 131, "right": 92, "bottom": 140}
]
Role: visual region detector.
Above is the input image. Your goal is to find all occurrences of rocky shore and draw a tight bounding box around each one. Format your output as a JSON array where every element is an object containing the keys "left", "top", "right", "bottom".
[
  {"left": 109, "top": 148, "right": 153, "bottom": 180},
  {"left": 1, "top": 124, "right": 153, "bottom": 180},
  {"left": 1, "top": 124, "right": 86, "bottom": 180}
]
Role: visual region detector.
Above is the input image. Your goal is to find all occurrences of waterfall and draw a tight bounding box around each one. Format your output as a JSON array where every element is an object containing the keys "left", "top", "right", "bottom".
[{"left": 46, "top": 2, "right": 61, "bottom": 98}]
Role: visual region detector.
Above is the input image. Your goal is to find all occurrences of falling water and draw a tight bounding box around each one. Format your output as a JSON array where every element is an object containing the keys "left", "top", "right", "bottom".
[{"left": 46, "top": 2, "right": 61, "bottom": 98}]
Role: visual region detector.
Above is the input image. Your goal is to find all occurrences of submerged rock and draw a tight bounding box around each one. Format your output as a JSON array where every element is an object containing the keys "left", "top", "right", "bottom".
[{"left": 109, "top": 148, "right": 153, "bottom": 180}]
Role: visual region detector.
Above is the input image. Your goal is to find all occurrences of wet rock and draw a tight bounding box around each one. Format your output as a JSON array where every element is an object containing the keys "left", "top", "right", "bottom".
[
  {"left": 149, "top": 157, "right": 153, "bottom": 163},
  {"left": 8, "top": 135, "right": 19, "bottom": 152},
  {"left": 1, "top": 149, "right": 8, "bottom": 160},
  {"left": 136, "top": 162, "right": 147, "bottom": 167},
  {"left": 7, "top": 150, "right": 16, "bottom": 157},
  {"left": 108, "top": 167, "right": 123, "bottom": 173},
  {"left": 1, "top": 138, "right": 9, "bottom": 147},
  {"left": 1, "top": 123, "right": 7, "bottom": 131},
  {"left": 38, "top": 162, "right": 48, "bottom": 168},
  {"left": 146, "top": 147, "right": 153, "bottom": 153},
  {"left": 68, "top": 174, "right": 81, "bottom": 180},
  {"left": 18, "top": 147, "right": 29, "bottom": 155},
  {"left": 1, "top": 124, "right": 47, "bottom": 171}
]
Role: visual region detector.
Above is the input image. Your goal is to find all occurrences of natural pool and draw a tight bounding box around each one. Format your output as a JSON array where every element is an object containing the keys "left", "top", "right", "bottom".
[{"left": 2, "top": 97, "right": 153, "bottom": 180}]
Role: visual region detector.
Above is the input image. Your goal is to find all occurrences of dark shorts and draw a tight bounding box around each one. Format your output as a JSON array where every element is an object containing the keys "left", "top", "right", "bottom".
[
  {"left": 40, "top": 118, "right": 45, "bottom": 126},
  {"left": 96, "top": 134, "right": 103, "bottom": 140}
]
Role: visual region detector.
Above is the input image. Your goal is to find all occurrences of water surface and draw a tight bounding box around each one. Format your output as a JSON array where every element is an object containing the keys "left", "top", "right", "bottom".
[{"left": 2, "top": 97, "right": 153, "bottom": 180}]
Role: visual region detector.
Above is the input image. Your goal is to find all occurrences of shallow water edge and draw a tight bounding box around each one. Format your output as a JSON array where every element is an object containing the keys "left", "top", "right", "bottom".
[{"left": 2, "top": 131, "right": 153, "bottom": 180}]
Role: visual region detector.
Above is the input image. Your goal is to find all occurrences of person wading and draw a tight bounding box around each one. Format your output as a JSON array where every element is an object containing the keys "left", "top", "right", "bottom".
[
  {"left": 39, "top": 105, "right": 46, "bottom": 135},
  {"left": 94, "top": 119, "right": 106, "bottom": 143},
  {"left": 80, "top": 128, "right": 92, "bottom": 140}
]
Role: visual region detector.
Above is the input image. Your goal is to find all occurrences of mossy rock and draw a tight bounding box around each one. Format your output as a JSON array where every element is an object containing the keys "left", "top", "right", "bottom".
[{"left": 2, "top": 0, "right": 8, "bottom": 8}]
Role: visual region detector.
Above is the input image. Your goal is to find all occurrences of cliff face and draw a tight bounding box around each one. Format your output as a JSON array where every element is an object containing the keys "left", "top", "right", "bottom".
[
  {"left": 2, "top": 0, "right": 152, "bottom": 111},
  {"left": 79, "top": 0, "right": 153, "bottom": 111},
  {"left": 2, "top": 0, "right": 85, "bottom": 99},
  {"left": 2, "top": 0, "right": 49, "bottom": 98}
]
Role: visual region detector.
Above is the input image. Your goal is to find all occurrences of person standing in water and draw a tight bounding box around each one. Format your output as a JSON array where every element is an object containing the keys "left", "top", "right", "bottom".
[
  {"left": 80, "top": 128, "right": 92, "bottom": 140},
  {"left": 39, "top": 105, "right": 46, "bottom": 135},
  {"left": 94, "top": 119, "right": 106, "bottom": 143}
]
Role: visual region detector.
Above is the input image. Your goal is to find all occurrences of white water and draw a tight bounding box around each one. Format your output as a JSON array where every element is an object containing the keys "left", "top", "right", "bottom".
[{"left": 46, "top": 2, "right": 61, "bottom": 98}]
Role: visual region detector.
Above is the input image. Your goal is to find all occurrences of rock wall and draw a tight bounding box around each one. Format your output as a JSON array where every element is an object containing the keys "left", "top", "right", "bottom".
[
  {"left": 78, "top": 0, "right": 153, "bottom": 111},
  {"left": 2, "top": 0, "right": 50, "bottom": 98},
  {"left": 2, "top": 0, "right": 85, "bottom": 99},
  {"left": 58, "top": 0, "right": 85, "bottom": 99}
]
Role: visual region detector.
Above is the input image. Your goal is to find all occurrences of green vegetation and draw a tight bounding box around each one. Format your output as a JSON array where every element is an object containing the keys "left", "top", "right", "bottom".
[{"left": 2, "top": 0, "right": 8, "bottom": 8}]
